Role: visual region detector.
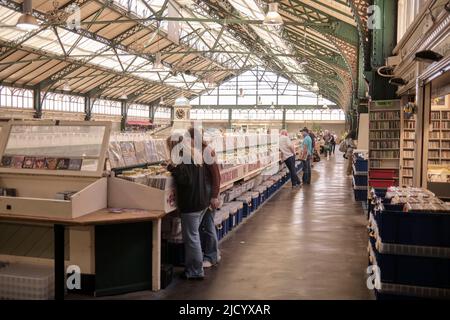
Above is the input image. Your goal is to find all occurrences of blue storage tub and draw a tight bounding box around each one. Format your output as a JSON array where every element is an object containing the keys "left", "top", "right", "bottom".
[
  {"left": 228, "top": 205, "right": 238, "bottom": 231},
  {"left": 369, "top": 238, "right": 450, "bottom": 289},
  {"left": 353, "top": 174, "right": 368, "bottom": 186},
  {"left": 236, "top": 194, "right": 252, "bottom": 217},
  {"left": 251, "top": 191, "right": 260, "bottom": 211},
  {"left": 354, "top": 159, "right": 368, "bottom": 172},
  {"left": 374, "top": 209, "right": 450, "bottom": 247},
  {"left": 253, "top": 186, "right": 267, "bottom": 203},
  {"left": 230, "top": 201, "right": 244, "bottom": 225},
  {"left": 353, "top": 184, "right": 368, "bottom": 201}
]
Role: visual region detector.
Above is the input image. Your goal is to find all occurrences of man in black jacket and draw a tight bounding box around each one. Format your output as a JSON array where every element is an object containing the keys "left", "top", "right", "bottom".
[{"left": 167, "top": 133, "right": 210, "bottom": 280}]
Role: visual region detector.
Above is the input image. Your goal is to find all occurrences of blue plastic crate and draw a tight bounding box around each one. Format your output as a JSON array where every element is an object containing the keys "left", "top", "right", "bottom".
[
  {"left": 354, "top": 188, "right": 368, "bottom": 201},
  {"left": 369, "top": 238, "right": 450, "bottom": 289},
  {"left": 236, "top": 208, "right": 243, "bottom": 225},
  {"left": 374, "top": 209, "right": 450, "bottom": 247},
  {"left": 354, "top": 159, "right": 368, "bottom": 172},
  {"left": 353, "top": 174, "right": 368, "bottom": 186}
]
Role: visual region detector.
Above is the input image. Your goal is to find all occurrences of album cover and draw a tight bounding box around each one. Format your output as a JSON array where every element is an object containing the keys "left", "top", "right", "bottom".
[
  {"left": 11, "top": 156, "right": 25, "bottom": 169},
  {"left": 22, "top": 157, "right": 36, "bottom": 169},
  {"left": 120, "top": 141, "right": 138, "bottom": 166},
  {"left": 33, "top": 157, "right": 46, "bottom": 169},
  {"left": 45, "top": 158, "right": 58, "bottom": 170},
  {"left": 1, "top": 156, "right": 12, "bottom": 167},
  {"left": 56, "top": 158, "right": 70, "bottom": 170},
  {"left": 68, "top": 158, "right": 83, "bottom": 171},
  {"left": 134, "top": 141, "right": 147, "bottom": 164},
  {"left": 108, "top": 141, "right": 125, "bottom": 168}
]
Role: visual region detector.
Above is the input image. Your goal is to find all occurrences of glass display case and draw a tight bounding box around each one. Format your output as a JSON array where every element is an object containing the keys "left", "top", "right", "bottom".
[{"left": 0, "top": 121, "right": 111, "bottom": 219}]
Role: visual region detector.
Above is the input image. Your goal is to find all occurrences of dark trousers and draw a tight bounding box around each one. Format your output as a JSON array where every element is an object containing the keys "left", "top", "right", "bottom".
[
  {"left": 284, "top": 155, "right": 300, "bottom": 186},
  {"left": 302, "top": 156, "right": 311, "bottom": 184}
]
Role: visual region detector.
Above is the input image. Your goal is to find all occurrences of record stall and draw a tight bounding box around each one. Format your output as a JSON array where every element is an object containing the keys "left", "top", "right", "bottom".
[{"left": 0, "top": 120, "right": 300, "bottom": 299}]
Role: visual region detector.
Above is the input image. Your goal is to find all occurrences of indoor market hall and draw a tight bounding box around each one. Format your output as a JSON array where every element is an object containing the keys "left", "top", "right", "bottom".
[{"left": 0, "top": 0, "right": 449, "bottom": 304}]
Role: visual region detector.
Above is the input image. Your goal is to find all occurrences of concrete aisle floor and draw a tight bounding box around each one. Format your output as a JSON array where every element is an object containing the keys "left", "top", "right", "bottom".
[{"left": 86, "top": 151, "right": 373, "bottom": 300}]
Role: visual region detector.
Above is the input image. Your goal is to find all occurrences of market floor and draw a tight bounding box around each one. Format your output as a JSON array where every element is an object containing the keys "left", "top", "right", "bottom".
[{"left": 77, "top": 152, "right": 373, "bottom": 300}]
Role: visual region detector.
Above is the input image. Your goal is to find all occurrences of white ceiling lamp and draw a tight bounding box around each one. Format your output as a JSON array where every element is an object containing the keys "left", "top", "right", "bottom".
[
  {"left": 322, "top": 104, "right": 328, "bottom": 109},
  {"left": 270, "top": 102, "right": 275, "bottom": 109},
  {"left": 16, "top": 0, "right": 39, "bottom": 31},
  {"left": 263, "top": 3, "right": 283, "bottom": 26},
  {"left": 312, "top": 82, "right": 319, "bottom": 91},
  {"left": 159, "top": 97, "right": 165, "bottom": 105},
  {"left": 120, "top": 90, "right": 127, "bottom": 100},
  {"left": 299, "top": 59, "right": 308, "bottom": 66}
]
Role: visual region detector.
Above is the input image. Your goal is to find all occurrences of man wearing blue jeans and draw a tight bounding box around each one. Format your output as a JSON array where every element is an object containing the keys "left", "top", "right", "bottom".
[
  {"left": 301, "top": 127, "right": 313, "bottom": 185},
  {"left": 279, "top": 130, "right": 301, "bottom": 188},
  {"left": 180, "top": 209, "right": 209, "bottom": 279}
]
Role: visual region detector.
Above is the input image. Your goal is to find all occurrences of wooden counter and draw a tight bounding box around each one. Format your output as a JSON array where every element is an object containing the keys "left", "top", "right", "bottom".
[{"left": 0, "top": 208, "right": 171, "bottom": 300}]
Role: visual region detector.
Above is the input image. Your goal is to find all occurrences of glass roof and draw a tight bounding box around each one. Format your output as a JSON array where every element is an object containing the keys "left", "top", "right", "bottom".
[{"left": 0, "top": 0, "right": 361, "bottom": 107}]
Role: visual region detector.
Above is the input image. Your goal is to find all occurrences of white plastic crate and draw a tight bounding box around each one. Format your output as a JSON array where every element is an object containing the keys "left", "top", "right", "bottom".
[{"left": 0, "top": 263, "right": 54, "bottom": 300}]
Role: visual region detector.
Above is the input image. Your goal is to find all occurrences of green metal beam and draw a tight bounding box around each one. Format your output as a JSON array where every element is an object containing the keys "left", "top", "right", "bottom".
[{"left": 191, "top": 105, "right": 340, "bottom": 110}]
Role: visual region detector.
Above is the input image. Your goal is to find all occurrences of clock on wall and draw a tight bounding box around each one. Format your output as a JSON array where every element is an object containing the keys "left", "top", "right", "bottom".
[{"left": 176, "top": 108, "right": 186, "bottom": 120}]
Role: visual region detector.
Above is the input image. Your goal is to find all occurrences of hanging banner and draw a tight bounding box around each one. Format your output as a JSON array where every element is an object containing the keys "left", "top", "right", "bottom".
[{"left": 168, "top": 2, "right": 181, "bottom": 45}]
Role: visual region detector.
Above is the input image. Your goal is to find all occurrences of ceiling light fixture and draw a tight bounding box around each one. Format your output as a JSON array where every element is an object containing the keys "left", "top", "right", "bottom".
[
  {"left": 389, "top": 77, "right": 408, "bottom": 86},
  {"left": 312, "top": 82, "right": 319, "bottom": 91},
  {"left": 159, "top": 97, "right": 165, "bottom": 105},
  {"left": 263, "top": 3, "right": 283, "bottom": 26},
  {"left": 414, "top": 50, "right": 444, "bottom": 63},
  {"left": 120, "top": 90, "right": 127, "bottom": 99},
  {"left": 16, "top": 0, "right": 39, "bottom": 31}
]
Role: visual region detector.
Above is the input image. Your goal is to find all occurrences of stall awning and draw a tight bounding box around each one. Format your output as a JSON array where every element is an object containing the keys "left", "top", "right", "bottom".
[{"left": 126, "top": 120, "right": 152, "bottom": 126}]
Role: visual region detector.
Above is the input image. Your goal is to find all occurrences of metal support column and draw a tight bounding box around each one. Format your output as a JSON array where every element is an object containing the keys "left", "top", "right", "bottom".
[
  {"left": 121, "top": 100, "right": 127, "bottom": 131},
  {"left": 84, "top": 96, "right": 91, "bottom": 121},
  {"left": 228, "top": 108, "right": 232, "bottom": 129},
  {"left": 33, "top": 86, "right": 42, "bottom": 119},
  {"left": 282, "top": 108, "right": 287, "bottom": 129},
  {"left": 366, "top": 0, "right": 398, "bottom": 100}
]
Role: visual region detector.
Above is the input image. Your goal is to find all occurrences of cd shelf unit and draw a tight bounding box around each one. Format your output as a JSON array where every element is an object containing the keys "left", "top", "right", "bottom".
[
  {"left": 428, "top": 109, "right": 450, "bottom": 167},
  {"left": 368, "top": 100, "right": 401, "bottom": 189},
  {"left": 400, "top": 111, "right": 417, "bottom": 187}
]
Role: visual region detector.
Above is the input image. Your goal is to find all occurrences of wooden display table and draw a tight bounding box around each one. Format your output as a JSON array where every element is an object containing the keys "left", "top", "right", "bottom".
[{"left": 0, "top": 208, "right": 170, "bottom": 300}]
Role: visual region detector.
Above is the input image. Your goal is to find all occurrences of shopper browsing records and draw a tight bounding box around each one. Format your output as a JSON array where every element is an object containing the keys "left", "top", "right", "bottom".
[
  {"left": 187, "top": 127, "right": 221, "bottom": 269},
  {"left": 343, "top": 131, "right": 357, "bottom": 176},
  {"left": 279, "top": 130, "right": 301, "bottom": 188},
  {"left": 300, "top": 127, "right": 313, "bottom": 185},
  {"left": 166, "top": 131, "right": 210, "bottom": 280}
]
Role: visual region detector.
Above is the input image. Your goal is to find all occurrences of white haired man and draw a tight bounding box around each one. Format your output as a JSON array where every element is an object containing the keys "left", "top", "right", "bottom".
[{"left": 279, "top": 130, "right": 301, "bottom": 188}]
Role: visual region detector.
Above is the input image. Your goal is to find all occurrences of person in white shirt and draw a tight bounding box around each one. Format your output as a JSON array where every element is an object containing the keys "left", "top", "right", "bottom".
[{"left": 279, "top": 130, "right": 301, "bottom": 188}]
